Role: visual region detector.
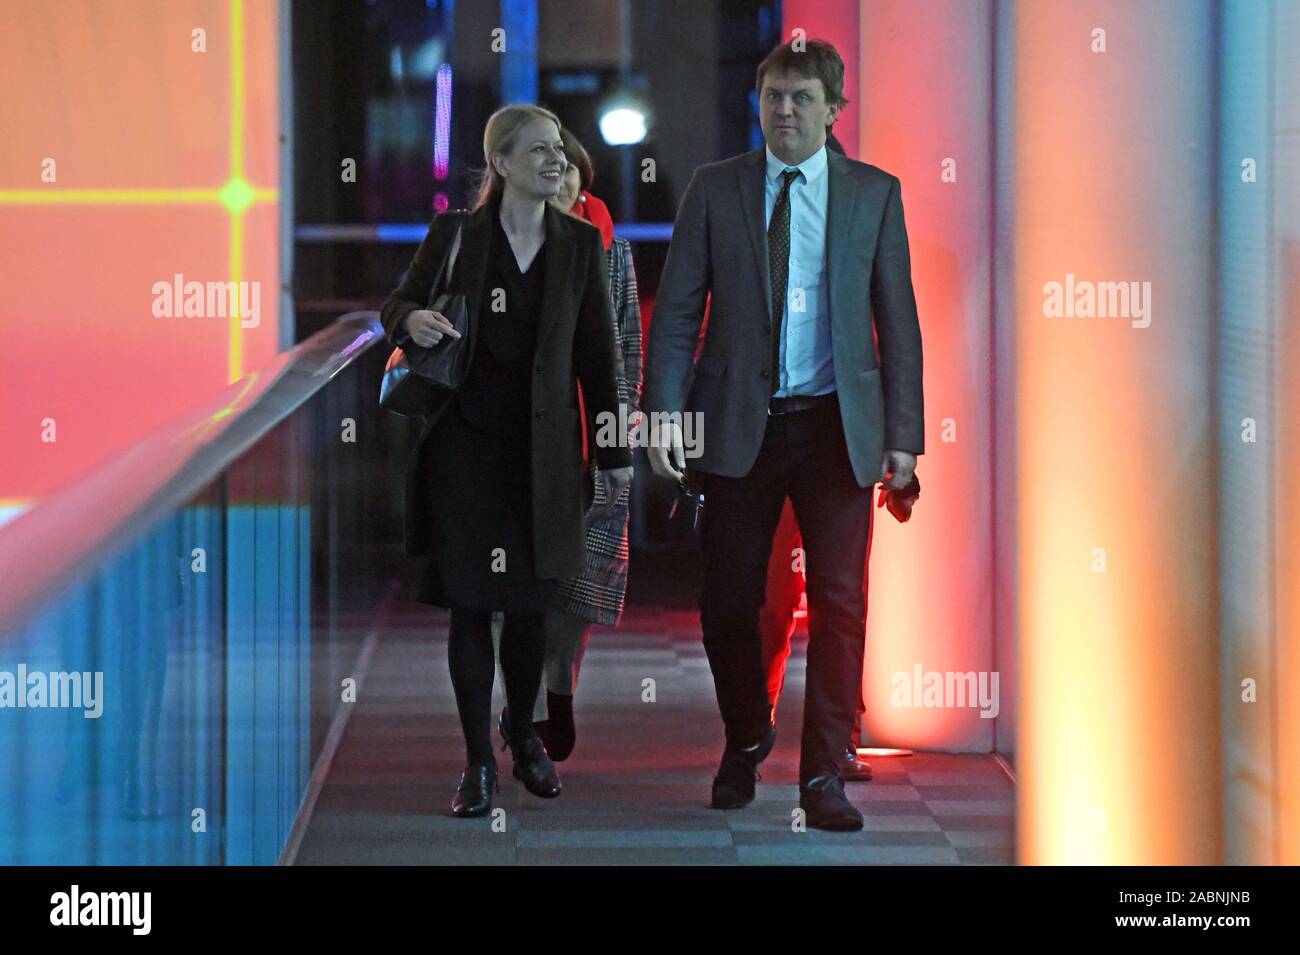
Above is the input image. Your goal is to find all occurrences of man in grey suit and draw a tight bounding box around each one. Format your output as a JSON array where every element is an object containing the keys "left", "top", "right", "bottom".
[{"left": 644, "top": 39, "right": 924, "bottom": 831}]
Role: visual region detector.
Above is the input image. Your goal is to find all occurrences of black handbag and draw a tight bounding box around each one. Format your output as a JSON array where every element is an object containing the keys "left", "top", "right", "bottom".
[{"left": 379, "top": 213, "right": 470, "bottom": 417}]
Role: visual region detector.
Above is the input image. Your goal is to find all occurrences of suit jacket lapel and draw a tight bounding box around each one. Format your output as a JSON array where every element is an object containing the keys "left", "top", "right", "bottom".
[
  {"left": 824, "top": 149, "right": 858, "bottom": 333},
  {"left": 736, "top": 147, "right": 772, "bottom": 322}
]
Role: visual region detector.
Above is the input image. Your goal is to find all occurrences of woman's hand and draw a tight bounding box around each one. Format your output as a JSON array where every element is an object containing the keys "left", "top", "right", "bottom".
[
  {"left": 404, "top": 309, "right": 461, "bottom": 348},
  {"left": 589, "top": 465, "right": 634, "bottom": 520}
]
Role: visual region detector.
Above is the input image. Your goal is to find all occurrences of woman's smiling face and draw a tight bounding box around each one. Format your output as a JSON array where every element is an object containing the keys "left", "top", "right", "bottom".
[{"left": 493, "top": 117, "right": 566, "bottom": 201}]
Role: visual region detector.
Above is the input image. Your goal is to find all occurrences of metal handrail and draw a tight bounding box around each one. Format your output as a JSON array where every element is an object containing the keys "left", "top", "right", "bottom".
[{"left": 0, "top": 312, "right": 386, "bottom": 636}]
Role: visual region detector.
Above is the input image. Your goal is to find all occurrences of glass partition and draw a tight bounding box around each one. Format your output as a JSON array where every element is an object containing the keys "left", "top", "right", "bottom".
[{"left": 0, "top": 317, "right": 412, "bottom": 864}]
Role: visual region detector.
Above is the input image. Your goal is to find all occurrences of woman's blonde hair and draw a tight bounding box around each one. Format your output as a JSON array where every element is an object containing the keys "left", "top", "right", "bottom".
[{"left": 471, "top": 104, "right": 564, "bottom": 211}]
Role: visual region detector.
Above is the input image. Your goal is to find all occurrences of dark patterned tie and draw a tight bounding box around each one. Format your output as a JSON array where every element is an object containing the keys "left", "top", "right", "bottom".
[{"left": 768, "top": 168, "right": 800, "bottom": 396}]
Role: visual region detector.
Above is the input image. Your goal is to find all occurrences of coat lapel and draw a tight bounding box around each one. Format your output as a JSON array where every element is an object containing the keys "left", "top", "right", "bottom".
[
  {"left": 411, "top": 204, "right": 493, "bottom": 447},
  {"left": 535, "top": 202, "right": 573, "bottom": 363},
  {"left": 456, "top": 202, "right": 494, "bottom": 329}
]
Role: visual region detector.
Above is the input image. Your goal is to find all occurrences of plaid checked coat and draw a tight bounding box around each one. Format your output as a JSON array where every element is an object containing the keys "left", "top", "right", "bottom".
[{"left": 553, "top": 235, "right": 642, "bottom": 624}]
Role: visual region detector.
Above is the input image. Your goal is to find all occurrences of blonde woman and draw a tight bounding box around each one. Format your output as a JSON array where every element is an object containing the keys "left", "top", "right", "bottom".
[
  {"left": 496, "top": 128, "right": 642, "bottom": 761},
  {"left": 380, "top": 105, "right": 633, "bottom": 817}
]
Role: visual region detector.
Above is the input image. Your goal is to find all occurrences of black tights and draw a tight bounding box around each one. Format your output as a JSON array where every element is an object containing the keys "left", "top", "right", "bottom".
[{"left": 447, "top": 608, "right": 546, "bottom": 766}]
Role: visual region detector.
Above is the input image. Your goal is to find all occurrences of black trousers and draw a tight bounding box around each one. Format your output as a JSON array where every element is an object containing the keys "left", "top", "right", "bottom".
[{"left": 698, "top": 396, "right": 874, "bottom": 783}]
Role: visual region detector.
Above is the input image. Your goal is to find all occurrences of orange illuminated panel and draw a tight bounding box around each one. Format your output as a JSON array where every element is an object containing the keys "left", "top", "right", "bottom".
[
  {"left": 0, "top": 0, "right": 281, "bottom": 505},
  {"left": 1013, "top": 2, "right": 1219, "bottom": 865},
  {"left": 855, "top": 0, "right": 996, "bottom": 753}
]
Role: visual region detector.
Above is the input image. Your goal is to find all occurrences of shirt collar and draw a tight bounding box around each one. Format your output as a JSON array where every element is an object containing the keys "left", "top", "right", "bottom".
[{"left": 765, "top": 142, "right": 828, "bottom": 186}]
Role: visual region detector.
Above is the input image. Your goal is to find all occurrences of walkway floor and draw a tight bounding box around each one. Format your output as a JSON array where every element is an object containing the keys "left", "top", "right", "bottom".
[{"left": 294, "top": 605, "right": 1015, "bottom": 865}]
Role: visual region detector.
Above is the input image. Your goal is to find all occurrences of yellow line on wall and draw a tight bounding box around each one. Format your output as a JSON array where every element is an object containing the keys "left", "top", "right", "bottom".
[
  {"left": 231, "top": 0, "right": 246, "bottom": 180},
  {"left": 227, "top": 0, "right": 248, "bottom": 383},
  {"left": 229, "top": 211, "right": 245, "bottom": 384},
  {"left": 0, "top": 189, "right": 223, "bottom": 204}
]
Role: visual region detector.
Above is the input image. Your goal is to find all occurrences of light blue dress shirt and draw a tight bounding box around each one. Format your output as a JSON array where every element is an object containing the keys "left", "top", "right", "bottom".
[{"left": 764, "top": 143, "right": 835, "bottom": 397}]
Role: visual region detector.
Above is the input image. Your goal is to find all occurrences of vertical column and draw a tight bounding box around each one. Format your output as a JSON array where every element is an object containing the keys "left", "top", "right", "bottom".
[
  {"left": 1267, "top": 0, "right": 1300, "bottom": 867},
  {"left": 1218, "top": 0, "right": 1276, "bottom": 867},
  {"left": 1013, "top": 0, "right": 1220, "bottom": 864},
  {"left": 855, "top": 0, "right": 997, "bottom": 752}
]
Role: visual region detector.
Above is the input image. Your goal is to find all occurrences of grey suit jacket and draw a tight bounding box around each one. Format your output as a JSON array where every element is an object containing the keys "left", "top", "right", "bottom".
[{"left": 643, "top": 146, "right": 924, "bottom": 487}]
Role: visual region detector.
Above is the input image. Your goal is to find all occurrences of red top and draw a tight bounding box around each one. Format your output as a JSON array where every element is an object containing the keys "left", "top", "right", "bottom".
[{"left": 570, "top": 190, "right": 615, "bottom": 251}]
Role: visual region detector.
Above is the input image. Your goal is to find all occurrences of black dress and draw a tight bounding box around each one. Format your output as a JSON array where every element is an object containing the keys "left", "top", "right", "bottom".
[{"left": 417, "top": 212, "right": 557, "bottom": 612}]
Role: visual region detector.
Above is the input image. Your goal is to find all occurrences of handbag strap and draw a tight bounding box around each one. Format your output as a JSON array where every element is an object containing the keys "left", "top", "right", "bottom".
[
  {"left": 428, "top": 212, "right": 466, "bottom": 304},
  {"left": 447, "top": 215, "right": 464, "bottom": 279}
]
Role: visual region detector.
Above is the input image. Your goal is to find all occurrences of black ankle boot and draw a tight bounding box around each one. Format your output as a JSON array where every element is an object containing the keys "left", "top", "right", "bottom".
[
  {"left": 451, "top": 763, "right": 497, "bottom": 818},
  {"left": 544, "top": 691, "right": 576, "bottom": 761},
  {"left": 509, "top": 734, "right": 562, "bottom": 798}
]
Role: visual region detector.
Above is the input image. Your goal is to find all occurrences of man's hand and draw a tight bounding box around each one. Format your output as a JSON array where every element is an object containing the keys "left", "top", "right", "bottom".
[
  {"left": 880, "top": 449, "right": 917, "bottom": 490},
  {"left": 403, "top": 309, "right": 461, "bottom": 348},
  {"left": 646, "top": 420, "right": 685, "bottom": 482}
]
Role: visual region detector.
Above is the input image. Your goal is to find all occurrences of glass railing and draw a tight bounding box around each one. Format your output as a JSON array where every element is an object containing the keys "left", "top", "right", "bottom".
[{"left": 0, "top": 313, "right": 413, "bottom": 864}]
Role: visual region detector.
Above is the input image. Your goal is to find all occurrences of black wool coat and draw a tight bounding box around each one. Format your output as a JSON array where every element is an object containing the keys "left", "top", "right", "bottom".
[{"left": 380, "top": 198, "right": 632, "bottom": 580}]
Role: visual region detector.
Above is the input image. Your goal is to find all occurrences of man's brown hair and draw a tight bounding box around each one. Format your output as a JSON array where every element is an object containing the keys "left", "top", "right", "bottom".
[{"left": 755, "top": 38, "right": 850, "bottom": 118}]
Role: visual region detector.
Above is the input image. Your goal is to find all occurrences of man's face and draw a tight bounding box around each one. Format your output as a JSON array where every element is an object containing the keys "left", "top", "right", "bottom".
[{"left": 759, "top": 68, "right": 836, "bottom": 163}]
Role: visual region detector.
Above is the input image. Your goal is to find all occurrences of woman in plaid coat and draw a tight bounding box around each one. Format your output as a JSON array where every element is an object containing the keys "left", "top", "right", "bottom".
[{"left": 498, "top": 128, "right": 642, "bottom": 761}]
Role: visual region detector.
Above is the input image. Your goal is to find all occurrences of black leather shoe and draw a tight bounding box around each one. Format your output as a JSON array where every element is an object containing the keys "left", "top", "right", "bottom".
[
  {"left": 451, "top": 763, "right": 497, "bottom": 818},
  {"left": 840, "top": 747, "right": 873, "bottom": 781},
  {"left": 710, "top": 724, "right": 777, "bottom": 809},
  {"left": 509, "top": 733, "right": 562, "bottom": 798},
  {"left": 799, "top": 773, "right": 864, "bottom": 831}
]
